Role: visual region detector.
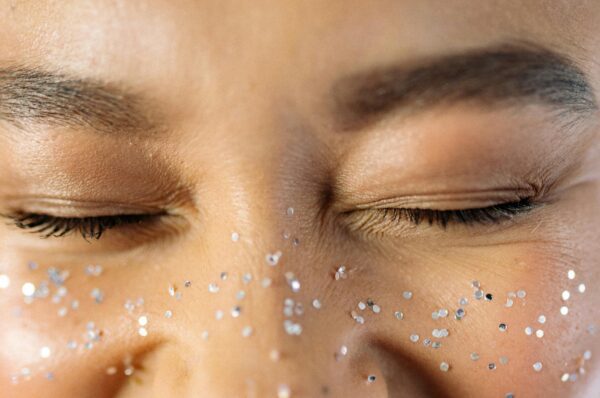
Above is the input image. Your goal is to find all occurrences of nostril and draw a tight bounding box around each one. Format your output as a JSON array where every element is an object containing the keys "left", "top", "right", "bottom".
[{"left": 371, "top": 338, "right": 449, "bottom": 398}]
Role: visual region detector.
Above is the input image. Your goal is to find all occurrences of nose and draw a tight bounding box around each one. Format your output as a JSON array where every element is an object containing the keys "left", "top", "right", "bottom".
[{"left": 125, "top": 146, "right": 391, "bottom": 398}]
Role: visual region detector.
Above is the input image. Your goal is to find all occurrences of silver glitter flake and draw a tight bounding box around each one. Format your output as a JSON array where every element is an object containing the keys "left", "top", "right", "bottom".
[
  {"left": 266, "top": 251, "right": 282, "bottom": 266},
  {"left": 499, "top": 323, "right": 508, "bottom": 332},
  {"left": 440, "top": 362, "right": 450, "bottom": 372},
  {"left": 367, "top": 375, "right": 377, "bottom": 384},
  {"left": 410, "top": 334, "right": 420, "bottom": 343},
  {"left": 533, "top": 362, "right": 543, "bottom": 372},
  {"left": 568, "top": 270, "right": 576, "bottom": 280},
  {"left": 208, "top": 283, "right": 220, "bottom": 293},
  {"left": 277, "top": 384, "right": 291, "bottom": 398},
  {"left": 90, "top": 288, "right": 104, "bottom": 304},
  {"left": 474, "top": 290, "right": 484, "bottom": 300},
  {"left": 394, "top": 311, "right": 404, "bottom": 320},
  {"left": 312, "top": 299, "right": 322, "bottom": 309},
  {"left": 241, "top": 326, "right": 253, "bottom": 337},
  {"left": 335, "top": 266, "right": 348, "bottom": 280},
  {"left": 403, "top": 291, "right": 413, "bottom": 300},
  {"left": 164, "top": 310, "right": 173, "bottom": 319},
  {"left": 470, "top": 352, "right": 480, "bottom": 361},
  {"left": 455, "top": 308, "right": 465, "bottom": 320},
  {"left": 231, "top": 232, "right": 240, "bottom": 242},
  {"left": 538, "top": 315, "right": 546, "bottom": 324},
  {"left": 285, "top": 272, "right": 301, "bottom": 293}
]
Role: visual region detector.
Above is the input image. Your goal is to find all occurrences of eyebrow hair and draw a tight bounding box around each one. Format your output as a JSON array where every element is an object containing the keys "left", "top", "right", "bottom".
[
  {"left": 332, "top": 42, "right": 598, "bottom": 130},
  {"left": 0, "top": 66, "right": 161, "bottom": 135}
]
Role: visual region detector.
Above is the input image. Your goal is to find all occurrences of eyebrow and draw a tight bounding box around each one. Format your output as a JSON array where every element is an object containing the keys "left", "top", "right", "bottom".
[
  {"left": 0, "top": 66, "right": 161, "bottom": 135},
  {"left": 332, "top": 42, "right": 598, "bottom": 130}
]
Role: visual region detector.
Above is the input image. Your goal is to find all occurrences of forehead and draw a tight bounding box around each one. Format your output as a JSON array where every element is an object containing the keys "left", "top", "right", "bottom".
[{"left": 0, "top": 1, "right": 596, "bottom": 81}]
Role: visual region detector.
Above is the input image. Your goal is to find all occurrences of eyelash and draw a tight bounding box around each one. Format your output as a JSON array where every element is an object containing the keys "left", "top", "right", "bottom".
[
  {"left": 3, "top": 198, "right": 534, "bottom": 241},
  {"left": 3, "top": 212, "right": 160, "bottom": 240},
  {"left": 373, "top": 198, "right": 534, "bottom": 228}
]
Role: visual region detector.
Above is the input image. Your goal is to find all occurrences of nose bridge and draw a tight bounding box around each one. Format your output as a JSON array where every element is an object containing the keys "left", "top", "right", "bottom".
[{"left": 156, "top": 130, "right": 382, "bottom": 396}]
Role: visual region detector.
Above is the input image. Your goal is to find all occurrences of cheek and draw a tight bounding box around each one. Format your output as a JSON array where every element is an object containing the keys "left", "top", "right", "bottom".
[{"left": 362, "top": 238, "right": 595, "bottom": 397}]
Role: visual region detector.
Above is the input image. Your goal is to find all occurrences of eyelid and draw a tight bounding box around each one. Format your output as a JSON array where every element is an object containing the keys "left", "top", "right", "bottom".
[{"left": 340, "top": 198, "right": 538, "bottom": 239}]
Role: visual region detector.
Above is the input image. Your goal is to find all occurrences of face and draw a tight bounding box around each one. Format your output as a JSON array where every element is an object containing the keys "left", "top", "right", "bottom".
[{"left": 0, "top": 1, "right": 599, "bottom": 397}]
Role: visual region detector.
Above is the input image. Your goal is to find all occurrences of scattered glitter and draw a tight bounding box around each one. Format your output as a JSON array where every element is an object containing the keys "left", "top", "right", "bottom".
[
  {"left": 578, "top": 283, "right": 586, "bottom": 293},
  {"left": 583, "top": 350, "right": 592, "bottom": 360},
  {"left": 403, "top": 291, "right": 413, "bottom": 300},
  {"left": 335, "top": 265, "right": 348, "bottom": 280},
  {"left": 283, "top": 320, "right": 303, "bottom": 335},
  {"left": 242, "top": 326, "right": 253, "bottom": 337},
  {"left": 533, "top": 362, "right": 543, "bottom": 372},
  {"left": 505, "top": 393, "right": 515, "bottom": 398},
  {"left": 312, "top": 299, "right": 322, "bottom": 309},
  {"left": 71, "top": 300, "right": 79, "bottom": 310},
  {"left": 138, "top": 315, "right": 148, "bottom": 326},
  {"left": 372, "top": 304, "right": 381, "bottom": 314},
  {"left": 432, "top": 328, "right": 449, "bottom": 338},
  {"left": 485, "top": 293, "right": 493, "bottom": 301},
  {"left": 243, "top": 273, "right": 253, "bottom": 284},
  {"left": 138, "top": 327, "right": 148, "bottom": 337},
  {"left": 538, "top": 315, "right": 546, "bottom": 324},
  {"left": 505, "top": 299, "right": 514, "bottom": 308},
  {"left": 561, "top": 373, "right": 570, "bottom": 382},
  {"left": 350, "top": 311, "right": 365, "bottom": 325},
  {"left": 0, "top": 274, "right": 10, "bottom": 289},
  {"left": 28, "top": 261, "right": 38, "bottom": 271},
  {"left": 57, "top": 307, "right": 68, "bottom": 317},
  {"left": 277, "top": 384, "right": 291, "bottom": 398},
  {"left": 237, "top": 290, "right": 246, "bottom": 300},
  {"left": 525, "top": 327, "right": 533, "bottom": 336},
  {"left": 164, "top": 310, "right": 173, "bottom": 319},
  {"left": 358, "top": 301, "right": 366, "bottom": 310},
  {"left": 517, "top": 290, "right": 526, "bottom": 299},
  {"left": 455, "top": 308, "right": 465, "bottom": 320},
  {"left": 286, "top": 207, "right": 294, "bottom": 216},
  {"left": 474, "top": 290, "right": 484, "bottom": 300},
  {"left": 184, "top": 280, "right": 192, "bottom": 288},
  {"left": 499, "top": 323, "right": 508, "bottom": 332},
  {"left": 470, "top": 352, "right": 480, "bottom": 361},
  {"left": 568, "top": 270, "right": 576, "bottom": 280},
  {"left": 84, "top": 264, "right": 103, "bottom": 276},
  {"left": 201, "top": 331, "right": 209, "bottom": 340},
  {"left": 67, "top": 340, "right": 77, "bottom": 350},
  {"left": 208, "top": 283, "right": 220, "bottom": 293},
  {"left": 261, "top": 278, "right": 272, "bottom": 288},
  {"left": 488, "top": 363, "right": 496, "bottom": 370},
  {"left": 266, "top": 251, "right": 282, "bottom": 266},
  {"left": 410, "top": 334, "right": 420, "bottom": 343},
  {"left": 459, "top": 297, "right": 469, "bottom": 306},
  {"left": 270, "top": 350, "right": 281, "bottom": 362},
  {"left": 231, "top": 306, "right": 242, "bottom": 318},
  {"left": 472, "top": 280, "right": 480, "bottom": 288},
  {"left": 220, "top": 272, "right": 228, "bottom": 281},
  {"left": 423, "top": 338, "right": 432, "bottom": 347},
  {"left": 440, "top": 362, "right": 450, "bottom": 372},
  {"left": 438, "top": 308, "right": 449, "bottom": 318},
  {"left": 560, "top": 306, "right": 569, "bottom": 316},
  {"left": 535, "top": 329, "right": 545, "bottom": 338},
  {"left": 106, "top": 366, "right": 117, "bottom": 375},
  {"left": 91, "top": 288, "right": 104, "bottom": 303},
  {"left": 215, "top": 310, "right": 224, "bottom": 320},
  {"left": 340, "top": 345, "right": 348, "bottom": 356},
  {"left": 285, "top": 272, "right": 301, "bottom": 293},
  {"left": 500, "top": 356, "right": 509, "bottom": 365},
  {"left": 394, "top": 311, "right": 404, "bottom": 320},
  {"left": 432, "top": 342, "right": 442, "bottom": 349},
  {"left": 21, "top": 282, "right": 35, "bottom": 297},
  {"left": 40, "top": 346, "right": 51, "bottom": 359},
  {"left": 367, "top": 375, "right": 377, "bottom": 383},
  {"left": 231, "top": 232, "right": 240, "bottom": 242},
  {"left": 561, "top": 290, "right": 571, "bottom": 301}
]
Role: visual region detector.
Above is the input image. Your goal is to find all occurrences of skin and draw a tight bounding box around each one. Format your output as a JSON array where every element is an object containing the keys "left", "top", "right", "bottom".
[{"left": 0, "top": 1, "right": 599, "bottom": 397}]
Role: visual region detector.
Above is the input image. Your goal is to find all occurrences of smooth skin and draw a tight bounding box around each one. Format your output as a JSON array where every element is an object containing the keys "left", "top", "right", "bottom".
[{"left": 0, "top": 1, "right": 599, "bottom": 397}]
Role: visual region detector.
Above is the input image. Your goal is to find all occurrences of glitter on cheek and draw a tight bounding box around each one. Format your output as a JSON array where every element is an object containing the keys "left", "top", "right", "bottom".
[
  {"left": 533, "top": 362, "right": 543, "bottom": 372},
  {"left": 0, "top": 274, "right": 10, "bottom": 289},
  {"left": 560, "top": 306, "right": 569, "bottom": 316},
  {"left": 21, "top": 282, "right": 36, "bottom": 297}
]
